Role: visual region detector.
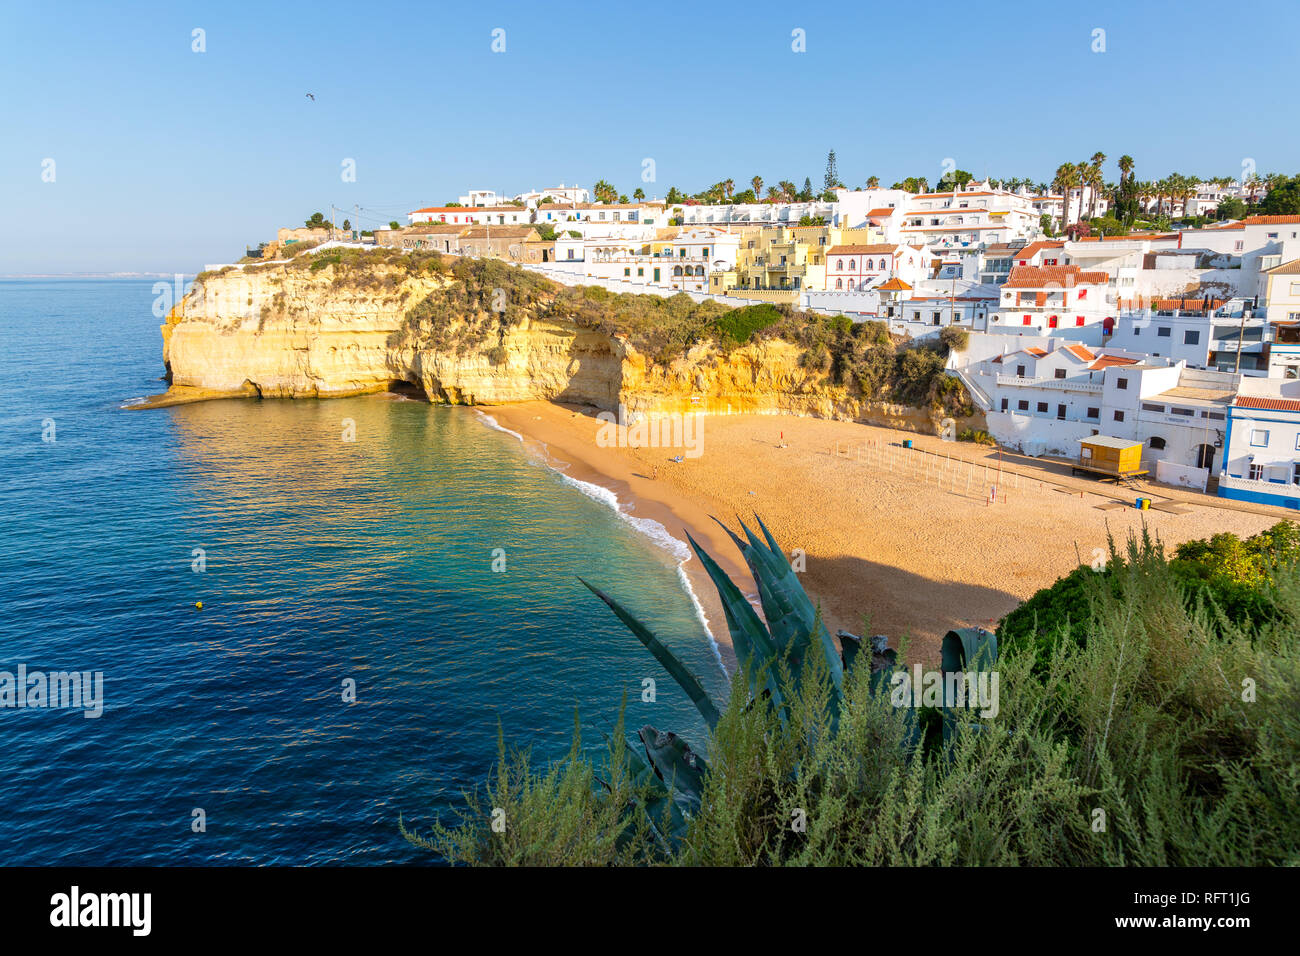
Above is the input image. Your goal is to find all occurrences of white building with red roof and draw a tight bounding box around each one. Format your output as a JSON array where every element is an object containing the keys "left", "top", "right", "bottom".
[
  {"left": 991, "top": 264, "right": 1115, "bottom": 342},
  {"left": 1219, "top": 377, "right": 1300, "bottom": 508}
]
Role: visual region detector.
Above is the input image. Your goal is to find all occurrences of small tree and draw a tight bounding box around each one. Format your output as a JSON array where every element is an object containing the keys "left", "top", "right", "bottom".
[{"left": 305, "top": 211, "right": 329, "bottom": 230}]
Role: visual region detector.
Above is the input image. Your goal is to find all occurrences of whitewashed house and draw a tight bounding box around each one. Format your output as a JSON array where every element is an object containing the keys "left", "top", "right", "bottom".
[{"left": 1218, "top": 378, "right": 1300, "bottom": 509}]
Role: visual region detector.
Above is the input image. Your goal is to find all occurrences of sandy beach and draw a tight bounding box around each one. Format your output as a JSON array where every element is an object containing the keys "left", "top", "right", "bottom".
[{"left": 484, "top": 401, "right": 1291, "bottom": 665}]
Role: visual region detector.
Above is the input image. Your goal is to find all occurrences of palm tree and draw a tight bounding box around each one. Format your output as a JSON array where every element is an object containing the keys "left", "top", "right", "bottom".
[
  {"left": 751, "top": 176, "right": 763, "bottom": 202},
  {"left": 723, "top": 178, "right": 735, "bottom": 201},
  {"left": 778, "top": 180, "right": 797, "bottom": 202},
  {"left": 1088, "top": 152, "right": 1106, "bottom": 219},
  {"left": 593, "top": 179, "right": 617, "bottom": 204},
  {"left": 1053, "top": 162, "right": 1079, "bottom": 229},
  {"left": 1117, "top": 155, "right": 1134, "bottom": 185},
  {"left": 766, "top": 186, "right": 782, "bottom": 203},
  {"left": 866, "top": 175, "right": 879, "bottom": 189},
  {"left": 633, "top": 187, "right": 645, "bottom": 201}
]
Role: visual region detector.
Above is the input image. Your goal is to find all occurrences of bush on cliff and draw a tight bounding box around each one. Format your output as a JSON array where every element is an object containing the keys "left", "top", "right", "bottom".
[
  {"left": 999, "top": 522, "right": 1300, "bottom": 673},
  {"left": 406, "top": 525, "right": 1300, "bottom": 866}
]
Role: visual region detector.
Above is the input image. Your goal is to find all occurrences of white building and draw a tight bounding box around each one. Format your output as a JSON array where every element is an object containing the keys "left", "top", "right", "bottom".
[
  {"left": 1218, "top": 378, "right": 1300, "bottom": 509},
  {"left": 900, "top": 185, "right": 1041, "bottom": 250},
  {"left": 409, "top": 205, "right": 530, "bottom": 226},
  {"left": 953, "top": 335, "right": 1236, "bottom": 482},
  {"left": 989, "top": 264, "right": 1115, "bottom": 342}
]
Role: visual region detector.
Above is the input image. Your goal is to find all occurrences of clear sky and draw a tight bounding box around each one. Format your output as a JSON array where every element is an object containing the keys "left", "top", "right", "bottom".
[{"left": 2, "top": 0, "right": 1296, "bottom": 274}]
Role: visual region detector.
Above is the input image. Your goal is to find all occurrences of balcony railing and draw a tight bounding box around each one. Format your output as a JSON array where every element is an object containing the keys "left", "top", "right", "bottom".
[
  {"left": 1219, "top": 474, "right": 1300, "bottom": 498},
  {"left": 995, "top": 374, "right": 1103, "bottom": 392}
]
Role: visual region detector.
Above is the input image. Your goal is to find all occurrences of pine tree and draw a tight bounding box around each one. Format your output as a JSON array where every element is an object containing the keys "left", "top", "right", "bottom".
[{"left": 824, "top": 150, "right": 838, "bottom": 192}]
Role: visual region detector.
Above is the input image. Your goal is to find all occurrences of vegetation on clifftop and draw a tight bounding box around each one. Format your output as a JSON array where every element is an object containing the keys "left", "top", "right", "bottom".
[{"left": 384, "top": 253, "right": 972, "bottom": 417}]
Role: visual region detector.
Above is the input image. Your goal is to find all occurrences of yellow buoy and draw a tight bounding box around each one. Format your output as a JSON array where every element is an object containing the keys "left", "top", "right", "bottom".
[{"left": 195, "top": 601, "right": 203, "bottom": 609}]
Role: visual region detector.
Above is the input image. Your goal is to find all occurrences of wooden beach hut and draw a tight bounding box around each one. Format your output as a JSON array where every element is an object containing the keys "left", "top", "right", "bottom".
[{"left": 1072, "top": 436, "right": 1147, "bottom": 480}]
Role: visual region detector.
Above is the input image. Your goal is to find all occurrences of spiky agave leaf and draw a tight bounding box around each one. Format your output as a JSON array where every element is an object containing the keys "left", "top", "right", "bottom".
[
  {"left": 606, "top": 733, "right": 690, "bottom": 853},
  {"left": 940, "top": 627, "right": 998, "bottom": 674},
  {"left": 736, "top": 515, "right": 844, "bottom": 692},
  {"left": 579, "top": 577, "right": 721, "bottom": 731},
  {"left": 637, "top": 724, "right": 708, "bottom": 817},
  {"left": 683, "top": 530, "right": 786, "bottom": 715}
]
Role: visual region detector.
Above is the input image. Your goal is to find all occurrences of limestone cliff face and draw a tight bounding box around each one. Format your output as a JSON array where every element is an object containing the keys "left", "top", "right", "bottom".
[{"left": 158, "top": 258, "right": 981, "bottom": 435}]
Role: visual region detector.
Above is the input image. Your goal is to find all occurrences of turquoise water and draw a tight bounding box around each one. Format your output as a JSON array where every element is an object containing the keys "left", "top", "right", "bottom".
[{"left": 0, "top": 279, "right": 726, "bottom": 865}]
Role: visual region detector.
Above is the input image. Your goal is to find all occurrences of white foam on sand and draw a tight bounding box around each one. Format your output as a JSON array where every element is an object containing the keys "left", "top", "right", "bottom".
[{"left": 475, "top": 410, "right": 727, "bottom": 673}]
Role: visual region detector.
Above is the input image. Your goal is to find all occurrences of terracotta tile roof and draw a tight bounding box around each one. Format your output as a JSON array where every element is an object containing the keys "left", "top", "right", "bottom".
[
  {"left": 1241, "top": 215, "right": 1300, "bottom": 226},
  {"left": 866, "top": 207, "right": 897, "bottom": 217},
  {"left": 1266, "top": 258, "right": 1300, "bottom": 275},
  {"left": 1064, "top": 344, "right": 1096, "bottom": 362},
  {"left": 1236, "top": 395, "right": 1300, "bottom": 411},
  {"left": 1012, "top": 241, "right": 1065, "bottom": 261},
  {"left": 1090, "top": 355, "right": 1140, "bottom": 369},
  {"left": 827, "top": 244, "right": 899, "bottom": 255},
  {"left": 1024, "top": 347, "right": 1048, "bottom": 357},
  {"left": 877, "top": 278, "right": 912, "bottom": 291},
  {"left": 460, "top": 226, "right": 537, "bottom": 239},
  {"left": 1005, "top": 264, "right": 1109, "bottom": 288}
]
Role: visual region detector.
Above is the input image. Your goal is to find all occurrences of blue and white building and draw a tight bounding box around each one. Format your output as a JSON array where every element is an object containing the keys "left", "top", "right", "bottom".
[{"left": 1218, "top": 380, "right": 1300, "bottom": 509}]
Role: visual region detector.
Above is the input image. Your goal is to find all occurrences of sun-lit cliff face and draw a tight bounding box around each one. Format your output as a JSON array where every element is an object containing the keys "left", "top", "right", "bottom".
[{"left": 154, "top": 256, "right": 980, "bottom": 435}]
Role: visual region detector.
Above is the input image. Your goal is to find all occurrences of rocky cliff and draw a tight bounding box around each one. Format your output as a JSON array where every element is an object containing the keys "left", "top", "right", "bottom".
[{"left": 152, "top": 254, "right": 981, "bottom": 435}]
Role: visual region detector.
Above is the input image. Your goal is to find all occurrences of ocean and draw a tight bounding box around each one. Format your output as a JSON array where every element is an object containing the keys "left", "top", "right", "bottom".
[{"left": 0, "top": 279, "right": 727, "bottom": 865}]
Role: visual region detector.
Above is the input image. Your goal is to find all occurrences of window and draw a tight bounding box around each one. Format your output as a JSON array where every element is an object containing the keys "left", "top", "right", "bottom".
[
  {"left": 1171, "top": 407, "right": 1194, "bottom": 417},
  {"left": 1249, "top": 463, "right": 1265, "bottom": 481},
  {"left": 637, "top": 268, "right": 644, "bottom": 277},
  {"left": 624, "top": 268, "right": 631, "bottom": 277},
  {"left": 1116, "top": 377, "right": 1128, "bottom": 390},
  {"left": 1016, "top": 364, "right": 1026, "bottom": 376},
  {"left": 848, "top": 260, "right": 855, "bottom": 270},
  {"left": 1184, "top": 330, "right": 1200, "bottom": 345},
  {"left": 912, "top": 311, "right": 921, "bottom": 321},
  {"left": 1250, "top": 429, "right": 1270, "bottom": 447},
  {"left": 653, "top": 268, "right": 660, "bottom": 282},
  {"left": 1023, "top": 315, "right": 1032, "bottom": 325},
  {"left": 1114, "top": 410, "right": 1125, "bottom": 422},
  {"left": 1075, "top": 316, "right": 1085, "bottom": 326},
  {"left": 836, "top": 259, "right": 843, "bottom": 270},
  {"left": 1141, "top": 403, "right": 1165, "bottom": 412},
  {"left": 1149, "top": 436, "right": 1166, "bottom": 450},
  {"left": 1017, "top": 400, "right": 1029, "bottom": 411},
  {"left": 1048, "top": 316, "right": 1058, "bottom": 328},
  {"left": 1036, "top": 402, "right": 1048, "bottom": 413},
  {"left": 1157, "top": 326, "right": 1171, "bottom": 337},
  {"left": 1087, "top": 407, "right": 1100, "bottom": 419},
  {"left": 1000, "top": 398, "right": 1009, "bottom": 412},
  {"left": 1294, "top": 462, "right": 1300, "bottom": 485},
  {"left": 1052, "top": 368, "right": 1065, "bottom": 379}
]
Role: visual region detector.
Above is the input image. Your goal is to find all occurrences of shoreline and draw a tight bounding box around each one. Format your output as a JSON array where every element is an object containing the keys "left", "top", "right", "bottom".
[
  {"left": 476, "top": 403, "right": 749, "bottom": 670},
  {"left": 481, "top": 400, "right": 1288, "bottom": 665}
]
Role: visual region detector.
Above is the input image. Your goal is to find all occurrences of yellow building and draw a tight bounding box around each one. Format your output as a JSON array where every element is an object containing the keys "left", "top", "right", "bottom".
[{"left": 711, "top": 223, "right": 888, "bottom": 293}]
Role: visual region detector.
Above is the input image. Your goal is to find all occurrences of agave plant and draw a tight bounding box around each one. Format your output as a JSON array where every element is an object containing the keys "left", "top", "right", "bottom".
[{"left": 580, "top": 515, "right": 997, "bottom": 850}]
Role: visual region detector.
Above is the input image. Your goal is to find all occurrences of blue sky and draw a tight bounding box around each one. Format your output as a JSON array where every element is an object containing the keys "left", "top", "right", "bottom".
[{"left": 2, "top": 0, "right": 1296, "bottom": 274}]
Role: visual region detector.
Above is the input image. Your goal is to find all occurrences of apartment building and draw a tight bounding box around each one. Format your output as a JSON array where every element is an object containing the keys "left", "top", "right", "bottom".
[{"left": 989, "top": 264, "right": 1115, "bottom": 341}]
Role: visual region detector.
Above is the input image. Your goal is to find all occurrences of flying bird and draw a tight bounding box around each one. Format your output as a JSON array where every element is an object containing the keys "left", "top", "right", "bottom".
[{"left": 305, "top": 93, "right": 315, "bottom": 101}]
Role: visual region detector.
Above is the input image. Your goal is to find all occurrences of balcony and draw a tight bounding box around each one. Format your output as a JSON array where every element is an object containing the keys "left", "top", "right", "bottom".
[
  {"left": 1218, "top": 474, "right": 1300, "bottom": 501},
  {"left": 995, "top": 374, "right": 1103, "bottom": 392}
]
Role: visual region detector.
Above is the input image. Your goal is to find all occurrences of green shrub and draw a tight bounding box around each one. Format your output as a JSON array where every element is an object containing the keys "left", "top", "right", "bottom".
[{"left": 408, "top": 526, "right": 1300, "bottom": 866}]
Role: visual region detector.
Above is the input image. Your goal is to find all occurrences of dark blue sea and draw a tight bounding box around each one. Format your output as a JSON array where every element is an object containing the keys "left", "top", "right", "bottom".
[{"left": 0, "top": 278, "right": 726, "bottom": 865}]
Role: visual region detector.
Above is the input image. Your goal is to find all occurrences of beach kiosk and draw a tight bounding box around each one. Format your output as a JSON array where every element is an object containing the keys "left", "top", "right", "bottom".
[{"left": 1072, "top": 436, "right": 1147, "bottom": 480}]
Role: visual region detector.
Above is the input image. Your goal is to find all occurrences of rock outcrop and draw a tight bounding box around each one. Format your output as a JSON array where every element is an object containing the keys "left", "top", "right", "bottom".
[{"left": 152, "top": 256, "right": 982, "bottom": 436}]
